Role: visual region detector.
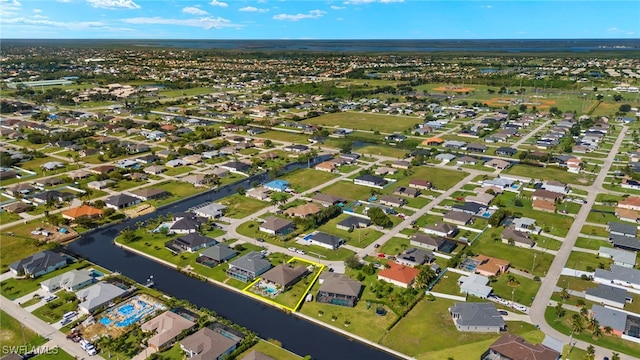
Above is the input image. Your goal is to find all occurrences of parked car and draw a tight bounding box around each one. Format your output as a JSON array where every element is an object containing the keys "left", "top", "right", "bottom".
[
  {"left": 256, "top": 238, "right": 265, "bottom": 242},
  {"left": 296, "top": 249, "right": 306, "bottom": 255},
  {"left": 288, "top": 247, "right": 297, "bottom": 252}
]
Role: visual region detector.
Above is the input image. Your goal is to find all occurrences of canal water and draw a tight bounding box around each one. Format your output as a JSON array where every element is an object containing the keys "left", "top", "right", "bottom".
[{"left": 66, "top": 157, "right": 399, "bottom": 360}]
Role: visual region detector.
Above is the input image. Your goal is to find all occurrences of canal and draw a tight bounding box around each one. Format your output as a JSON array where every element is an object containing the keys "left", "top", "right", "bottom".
[{"left": 66, "top": 158, "right": 399, "bottom": 360}]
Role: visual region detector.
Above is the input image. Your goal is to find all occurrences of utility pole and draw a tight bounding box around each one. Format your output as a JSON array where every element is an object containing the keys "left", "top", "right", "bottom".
[{"left": 532, "top": 253, "right": 537, "bottom": 273}]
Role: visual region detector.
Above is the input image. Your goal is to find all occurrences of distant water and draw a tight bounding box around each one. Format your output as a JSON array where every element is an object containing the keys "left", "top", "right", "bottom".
[{"left": 4, "top": 39, "right": 640, "bottom": 53}]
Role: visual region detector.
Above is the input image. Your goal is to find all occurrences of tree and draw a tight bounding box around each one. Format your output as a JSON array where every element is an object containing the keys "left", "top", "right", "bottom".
[
  {"left": 619, "top": 104, "right": 631, "bottom": 112},
  {"left": 571, "top": 315, "right": 584, "bottom": 333},
  {"left": 367, "top": 207, "right": 393, "bottom": 228},
  {"left": 339, "top": 141, "right": 352, "bottom": 154},
  {"left": 236, "top": 186, "right": 246, "bottom": 196},
  {"left": 592, "top": 320, "right": 602, "bottom": 339},
  {"left": 413, "top": 266, "right": 436, "bottom": 289},
  {"left": 586, "top": 345, "right": 595, "bottom": 360},
  {"left": 344, "top": 255, "right": 363, "bottom": 270},
  {"left": 613, "top": 94, "right": 623, "bottom": 102},
  {"left": 555, "top": 303, "right": 565, "bottom": 318},
  {"left": 560, "top": 288, "right": 570, "bottom": 300},
  {"left": 611, "top": 353, "right": 620, "bottom": 360},
  {"left": 120, "top": 228, "right": 137, "bottom": 243}
]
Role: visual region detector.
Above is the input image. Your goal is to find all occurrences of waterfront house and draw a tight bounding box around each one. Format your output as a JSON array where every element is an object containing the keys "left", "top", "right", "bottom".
[
  {"left": 481, "top": 333, "right": 560, "bottom": 360},
  {"left": 142, "top": 311, "right": 196, "bottom": 351},
  {"left": 226, "top": 252, "right": 271, "bottom": 282},
  {"left": 40, "top": 269, "right": 95, "bottom": 292},
  {"left": 180, "top": 327, "right": 239, "bottom": 360},
  {"left": 449, "top": 302, "right": 505, "bottom": 333},
  {"left": 9, "top": 250, "right": 67, "bottom": 278},
  {"left": 197, "top": 244, "right": 237, "bottom": 267},
  {"left": 76, "top": 282, "right": 127, "bottom": 314},
  {"left": 316, "top": 272, "right": 362, "bottom": 307},
  {"left": 165, "top": 233, "right": 218, "bottom": 254},
  {"left": 261, "top": 264, "right": 308, "bottom": 289}
]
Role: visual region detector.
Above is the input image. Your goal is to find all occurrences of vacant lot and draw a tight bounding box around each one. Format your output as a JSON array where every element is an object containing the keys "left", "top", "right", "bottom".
[
  {"left": 302, "top": 112, "right": 422, "bottom": 133},
  {"left": 218, "top": 194, "right": 270, "bottom": 219},
  {"left": 279, "top": 168, "right": 339, "bottom": 193},
  {"left": 321, "top": 181, "right": 377, "bottom": 201},
  {"left": 503, "top": 165, "right": 593, "bottom": 185},
  {"left": 0, "top": 310, "right": 46, "bottom": 348}
]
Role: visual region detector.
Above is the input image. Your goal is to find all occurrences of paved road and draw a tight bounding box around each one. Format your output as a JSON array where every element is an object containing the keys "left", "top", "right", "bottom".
[
  {"left": 512, "top": 119, "right": 554, "bottom": 147},
  {"left": 529, "top": 125, "right": 631, "bottom": 360},
  {"left": 0, "top": 296, "right": 105, "bottom": 359}
]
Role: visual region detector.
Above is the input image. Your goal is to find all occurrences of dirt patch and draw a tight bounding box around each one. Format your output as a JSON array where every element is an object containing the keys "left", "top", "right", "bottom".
[
  {"left": 433, "top": 86, "right": 476, "bottom": 93},
  {"left": 484, "top": 97, "right": 556, "bottom": 109},
  {"left": 12, "top": 225, "right": 80, "bottom": 243},
  {"left": 123, "top": 204, "right": 155, "bottom": 218}
]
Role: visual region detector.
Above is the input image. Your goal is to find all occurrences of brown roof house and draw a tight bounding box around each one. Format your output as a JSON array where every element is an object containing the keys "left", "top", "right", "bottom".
[
  {"left": 180, "top": 327, "right": 239, "bottom": 360},
  {"left": 501, "top": 228, "right": 535, "bottom": 248},
  {"left": 481, "top": 333, "right": 560, "bottom": 360},
  {"left": 259, "top": 216, "right": 295, "bottom": 236},
  {"left": 62, "top": 204, "right": 103, "bottom": 221},
  {"left": 316, "top": 272, "right": 362, "bottom": 307},
  {"left": 533, "top": 199, "right": 556, "bottom": 213},
  {"left": 283, "top": 203, "right": 322, "bottom": 218},
  {"left": 141, "top": 311, "right": 196, "bottom": 351},
  {"left": 261, "top": 264, "right": 308, "bottom": 289},
  {"left": 409, "top": 179, "right": 432, "bottom": 190}
]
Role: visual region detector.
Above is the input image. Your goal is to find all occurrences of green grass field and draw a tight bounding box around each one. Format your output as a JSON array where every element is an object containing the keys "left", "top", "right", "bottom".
[
  {"left": 0, "top": 310, "right": 46, "bottom": 349},
  {"left": 321, "top": 180, "right": 378, "bottom": 201},
  {"left": 279, "top": 168, "right": 339, "bottom": 193},
  {"left": 315, "top": 213, "right": 383, "bottom": 248},
  {"left": 218, "top": 194, "right": 270, "bottom": 219},
  {"left": 575, "top": 237, "right": 612, "bottom": 250},
  {"left": 239, "top": 340, "right": 302, "bottom": 360},
  {"left": 566, "top": 251, "right": 613, "bottom": 271},
  {"left": 503, "top": 164, "right": 594, "bottom": 185},
  {"left": 302, "top": 112, "right": 422, "bottom": 133}
]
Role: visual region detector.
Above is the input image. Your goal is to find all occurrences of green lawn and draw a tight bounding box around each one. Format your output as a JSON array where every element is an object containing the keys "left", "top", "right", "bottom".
[
  {"left": 163, "top": 166, "right": 196, "bottom": 177},
  {"left": 586, "top": 205, "right": 619, "bottom": 225},
  {"left": 491, "top": 273, "right": 541, "bottom": 306},
  {"left": 393, "top": 166, "right": 469, "bottom": 192},
  {"left": 316, "top": 214, "right": 383, "bottom": 249},
  {"left": 581, "top": 224, "right": 609, "bottom": 237},
  {"left": 0, "top": 310, "right": 47, "bottom": 348},
  {"left": 0, "top": 260, "right": 87, "bottom": 300},
  {"left": 0, "top": 210, "right": 23, "bottom": 224},
  {"left": 380, "top": 298, "right": 543, "bottom": 358},
  {"left": 357, "top": 145, "right": 408, "bottom": 159},
  {"left": 31, "top": 291, "right": 79, "bottom": 323},
  {"left": 218, "top": 194, "right": 270, "bottom": 219},
  {"left": 545, "top": 307, "right": 640, "bottom": 358},
  {"left": 239, "top": 340, "right": 302, "bottom": 360},
  {"left": 378, "top": 237, "right": 409, "bottom": 256},
  {"left": 142, "top": 181, "right": 207, "bottom": 207},
  {"left": 279, "top": 168, "right": 339, "bottom": 193},
  {"left": 566, "top": 251, "right": 612, "bottom": 271},
  {"left": 256, "top": 131, "right": 311, "bottom": 144},
  {"left": 471, "top": 228, "right": 553, "bottom": 277},
  {"left": 111, "top": 179, "right": 147, "bottom": 192},
  {"left": 503, "top": 164, "right": 593, "bottom": 185},
  {"left": 430, "top": 271, "right": 463, "bottom": 295},
  {"left": 557, "top": 275, "right": 597, "bottom": 292},
  {"left": 404, "top": 196, "right": 432, "bottom": 209},
  {"left": 302, "top": 112, "right": 422, "bottom": 133},
  {"left": 33, "top": 349, "right": 75, "bottom": 360},
  {"left": 575, "top": 237, "right": 612, "bottom": 251},
  {"left": 321, "top": 180, "right": 378, "bottom": 201}
]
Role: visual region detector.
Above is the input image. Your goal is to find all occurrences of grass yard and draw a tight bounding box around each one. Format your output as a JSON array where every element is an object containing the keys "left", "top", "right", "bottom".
[
  {"left": 581, "top": 224, "right": 609, "bottom": 237},
  {"left": 316, "top": 214, "right": 384, "bottom": 249},
  {"left": 503, "top": 164, "right": 593, "bottom": 185},
  {"left": 111, "top": 179, "right": 147, "bottom": 192},
  {"left": 321, "top": 181, "right": 377, "bottom": 201},
  {"left": 556, "top": 275, "right": 596, "bottom": 292},
  {"left": 430, "top": 270, "right": 463, "bottom": 295},
  {"left": 279, "top": 168, "right": 339, "bottom": 193},
  {"left": 357, "top": 145, "right": 409, "bottom": 159},
  {"left": 471, "top": 228, "right": 553, "bottom": 277},
  {"left": 0, "top": 210, "right": 23, "bottom": 224},
  {"left": 566, "top": 251, "right": 612, "bottom": 271},
  {"left": 31, "top": 291, "right": 79, "bottom": 323},
  {"left": 143, "top": 181, "right": 207, "bottom": 207},
  {"left": 378, "top": 237, "right": 409, "bottom": 256},
  {"left": 491, "top": 273, "right": 541, "bottom": 306},
  {"left": 392, "top": 165, "right": 469, "bottom": 192},
  {"left": 545, "top": 307, "right": 640, "bottom": 358},
  {"left": 0, "top": 260, "right": 87, "bottom": 300},
  {"left": 163, "top": 166, "right": 196, "bottom": 177},
  {"left": 575, "top": 237, "right": 612, "bottom": 251},
  {"left": 256, "top": 131, "right": 310, "bottom": 144},
  {"left": 0, "top": 310, "right": 46, "bottom": 348},
  {"left": 218, "top": 194, "right": 270, "bottom": 219},
  {"left": 302, "top": 112, "right": 422, "bottom": 133},
  {"left": 33, "top": 349, "right": 75, "bottom": 360},
  {"left": 239, "top": 340, "right": 302, "bottom": 360}
]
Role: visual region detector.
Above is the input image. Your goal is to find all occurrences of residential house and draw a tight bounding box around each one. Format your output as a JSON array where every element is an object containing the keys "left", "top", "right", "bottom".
[
  {"left": 484, "top": 158, "right": 510, "bottom": 170},
  {"left": 259, "top": 217, "right": 295, "bottom": 236},
  {"left": 226, "top": 252, "right": 271, "bottom": 282},
  {"left": 264, "top": 180, "right": 290, "bottom": 192},
  {"left": 181, "top": 174, "right": 208, "bottom": 187},
  {"left": 449, "top": 302, "right": 505, "bottom": 333},
  {"left": 608, "top": 221, "right": 638, "bottom": 237},
  {"left": 144, "top": 165, "right": 166, "bottom": 175},
  {"left": 9, "top": 250, "right": 67, "bottom": 278},
  {"left": 410, "top": 233, "right": 456, "bottom": 253},
  {"left": 391, "top": 160, "right": 411, "bottom": 169},
  {"left": 353, "top": 175, "right": 387, "bottom": 188},
  {"left": 618, "top": 197, "right": 640, "bottom": 211},
  {"left": 31, "top": 190, "right": 74, "bottom": 205},
  {"left": 531, "top": 189, "right": 564, "bottom": 203},
  {"left": 585, "top": 284, "right": 629, "bottom": 309},
  {"left": 336, "top": 216, "right": 371, "bottom": 231},
  {"left": 315, "top": 161, "right": 337, "bottom": 173},
  {"left": 261, "top": 264, "right": 308, "bottom": 289},
  {"left": 245, "top": 187, "right": 270, "bottom": 201},
  {"left": 466, "top": 192, "right": 495, "bottom": 207},
  {"left": 87, "top": 180, "right": 115, "bottom": 190},
  {"left": 316, "top": 272, "right": 362, "bottom": 307},
  {"left": 76, "top": 282, "right": 127, "bottom": 314},
  {"left": 375, "top": 166, "right": 397, "bottom": 176},
  {"left": 220, "top": 161, "right": 251, "bottom": 173},
  {"left": 599, "top": 247, "right": 637, "bottom": 268},
  {"left": 511, "top": 217, "right": 541, "bottom": 234},
  {"left": 481, "top": 333, "right": 560, "bottom": 360},
  {"left": 590, "top": 305, "right": 630, "bottom": 338},
  {"left": 533, "top": 199, "right": 557, "bottom": 213},
  {"left": 192, "top": 203, "right": 227, "bottom": 219},
  {"left": 393, "top": 187, "right": 420, "bottom": 198},
  {"left": 542, "top": 181, "right": 570, "bottom": 194},
  {"left": 466, "top": 143, "right": 488, "bottom": 153},
  {"left": 423, "top": 223, "right": 458, "bottom": 238},
  {"left": 377, "top": 263, "right": 420, "bottom": 288},
  {"left": 129, "top": 188, "right": 170, "bottom": 201},
  {"left": 501, "top": 228, "right": 534, "bottom": 248},
  {"left": 168, "top": 216, "right": 203, "bottom": 235},
  {"left": 495, "top": 147, "right": 517, "bottom": 156},
  {"left": 443, "top": 211, "right": 474, "bottom": 226},
  {"left": 457, "top": 156, "right": 478, "bottom": 165},
  {"left": 474, "top": 255, "right": 510, "bottom": 277},
  {"left": 165, "top": 233, "right": 217, "bottom": 254},
  {"left": 104, "top": 194, "right": 140, "bottom": 210},
  {"left": 34, "top": 176, "right": 64, "bottom": 187},
  {"left": 615, "top": 208, "right": 640, "bottom": 223},
  {"left": 396, "top": 248, "right": 433, "bottom": 267},
  {"left": 62, "top": 205, "right": 103, "bottom": 221},
  {"left": 459, "top": 273, "right": 493, "bottom": 299},
  {"left": 443, "top": 140, "right": 467, "bottom": 149},
  {"left": 180, "top": 327, "right": 239, "bottom": 360},
  {"left": 40, "top": 269, "right": 95, "bottom": 293},
  {"left": 379, "top": 195, "right": 406, "bottom": 208},
  {"left": 409, "top": 179, "right": 432, "bottom": 190},
  {"left": 594, "top": 265, "right": 640, "bottom": 289},
  {"left": 452, "top": 202, "right": 487, "bottom": 216},
  {"left": 609, "top": 234, "right": 640, "bottom": 252},
  {"left": 422, "top": 137, "right": 444, "bottom": 146},
  {"left": 306, "top": 232, "right": 344, "bottom": 250},
  {"left": 435, "top": 153, "right": 457, "bottom": 162},
  {"left": 284, "top": 203, "right": 322, "bottom": 218},
  {"left": 197, "top": 244, "right": 237, "bottom": 267},
  {"left": 142, "top": 311, "right": 196, "bottom": 351},
  {"left": 89, "top": 165, "right": 116, "bottom": 175},
  {"left": 311, "top": 193, "right": 346, "bottom": 207}
]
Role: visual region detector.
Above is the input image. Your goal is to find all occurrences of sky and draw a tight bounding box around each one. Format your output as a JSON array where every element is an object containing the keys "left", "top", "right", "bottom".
[{"left": 0, "top": 0, "right": 638, "bottom": 39}]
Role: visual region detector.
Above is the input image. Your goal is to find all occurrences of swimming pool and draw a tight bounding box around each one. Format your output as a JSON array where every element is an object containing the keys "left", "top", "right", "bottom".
[
  {"left": 482, "top": 212, "right": 491, "bottom": 218},
  {"left": 303, "top": 234, "right": 314, "bottom": 241}
]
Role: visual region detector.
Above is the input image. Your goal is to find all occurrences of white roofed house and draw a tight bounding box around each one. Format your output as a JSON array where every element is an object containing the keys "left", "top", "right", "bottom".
[
  {"left": 76, "top": 282, "right": 127, "bottom": 314},
  {"left": 40, "top": 269, "right": 96, "bottom": 293}
]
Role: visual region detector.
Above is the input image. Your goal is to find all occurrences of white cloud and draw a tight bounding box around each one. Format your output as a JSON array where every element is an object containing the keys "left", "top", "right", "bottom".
[
  {"left": 330, "top": 5, "right": 345, "bottom": 10},
  {"left": 481, "top": 5, "right": 493, "bottom": 9},
  {"left": 182, "top": 6, "right": 208, "bottom": 16},
  {"left": 379, "top": 0, "right": 404, "bottom": 3},
  {"left": 33, "top": 8, "right": 42, "bottom": 13},
  {"left": 3, "top": 16, "right": 105, "bottom": 30},
  {"left": 87, "top": 0, "right": 140, "bottom": 10},
  {"left": 0, "top": 0, "right": 22, "bottom": 17},
  {"left": 209, "top": 0, "right": 228, "bottom": 8},
  {"left": 239, "top": 6, "right": 269, "bottom": 13},
  {"left": 273, "top": 9, "right": 325, "bottom": 21},
  {"left": 344, "top": 0, "right": 402, "bottom": 3},
  {"left": 123, "top": 16, "right": 240, "bottom": 30},
  {"left": 607, "top": 27, "right": 634, "bottom": 35}
]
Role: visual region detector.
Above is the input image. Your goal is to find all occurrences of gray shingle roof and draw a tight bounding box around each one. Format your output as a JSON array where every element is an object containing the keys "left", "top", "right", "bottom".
[
  {"left": 585, "top": 284, "right": 628, "bottom": 304},
  {"left": 449, "top": 302, "right": 505, "bottom": 327},
  {"left": 9, "top": 250, "right": 66, "bottom": 276},
  {"left": 229, "top": 252, "right": 271, "bottom": 273},
  {"left": 318, "top": 273, "right": 362, "bottom": 298},
  {"left": 200, "top": 244, "right": 237, "bottom": 262},
  {"left": 591, "top": 305, "right": 628, "bottom": 332}
]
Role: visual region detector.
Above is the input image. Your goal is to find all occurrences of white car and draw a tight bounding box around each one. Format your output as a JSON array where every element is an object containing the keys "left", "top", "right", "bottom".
[
  {"left": 288, "top": 247, "right": 297, "bottom": 252},
  {"left": 296, "top": 249, "right": 306, "bottom": 255}
]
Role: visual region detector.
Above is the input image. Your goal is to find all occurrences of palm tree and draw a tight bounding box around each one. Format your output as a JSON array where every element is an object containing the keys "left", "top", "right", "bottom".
[
  {"left": 554, "top": 303, "right": 565, "bottom": 319},
  {"left": 611, "top": 353, "right": 620, "bottom": 360},
  {"left": 589, "top": 317, "right": 599, "bottom": 331},
  {"left": 592, "top": 323, "right": 603, "bottom": 339},
  {"left": 560, "top": 288, "right": 570, "bottom": 300},
  {"left": 571, "top": 316, "right": 584, "bottom": 333},
  {"left": 580, "top": 307, "right": 589, "bottom": 318},
  {"left": 604, "top": 326, "right": 613, "bottom": 335}
]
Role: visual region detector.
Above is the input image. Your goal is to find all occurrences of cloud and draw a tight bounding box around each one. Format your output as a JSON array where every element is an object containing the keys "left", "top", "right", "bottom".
[
  {"left": 122, "top": 16, "right": 240, "bottom": 30},
  {"left": 0, "top": 0, "right": 22, "bottom": 17},
  {"left": 182, "top": 6, "right": 208, "bottom": 16},
  {"left": 209, "top": 0, "right": 228, "bottom": 7},
  {"left": 330, "top": 5, "right": 345, "bottom": 10},
  {"left": 607, "top": 27, "right": 634, "bottom": 35},
  {"left": 481, "top": 5, "right": 493, "bottom": 9},
  {"left": 344, "top": 0, "right": 402, "bottom": 3},
  {"left": 3, "top": 16, "right": 105, "bottom": 30},
  {"left": 33, "top": 8, "right": 42, "bottom": 13},
  {"left": 273, "top": 9, "right": 325, "bottom": 21},
  {"left": 87, "top": 0, "right": 140, "bottom": 9},
  {"left": 239, "top": 6, "right": 269, "bottom": 13}
]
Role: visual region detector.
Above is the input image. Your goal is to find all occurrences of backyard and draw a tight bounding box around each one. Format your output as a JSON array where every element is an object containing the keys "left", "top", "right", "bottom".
[{"left": 315, "top": 214, "right": 384, "bottom": 249}]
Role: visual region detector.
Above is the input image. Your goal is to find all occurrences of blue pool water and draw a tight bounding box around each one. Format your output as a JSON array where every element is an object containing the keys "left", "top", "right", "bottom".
[
  {"left": 369, "top": 197, "right": 377, "bottom": 202},
  {"left": 118, "top": 304, "right": 134, "bottom": 316},
  {"left": 265, "top": 287, "right": 277, "bottom": 294},
  {"left": 90, "top": 269, "right": 104, "bottom": 278},
  {"left": 99, "top": 317, "right": 112, "bottom": 325},
  {"left": 482, "top": 212, "right": 491, "bottom": 218},
  {"left": 303, "top": 234, "right": 314, "bottom": 241}
]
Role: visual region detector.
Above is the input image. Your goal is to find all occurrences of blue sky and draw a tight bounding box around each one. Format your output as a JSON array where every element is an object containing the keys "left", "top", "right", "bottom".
[{"left": 1, "top": 0, "right": 638, "bottom": 39}]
